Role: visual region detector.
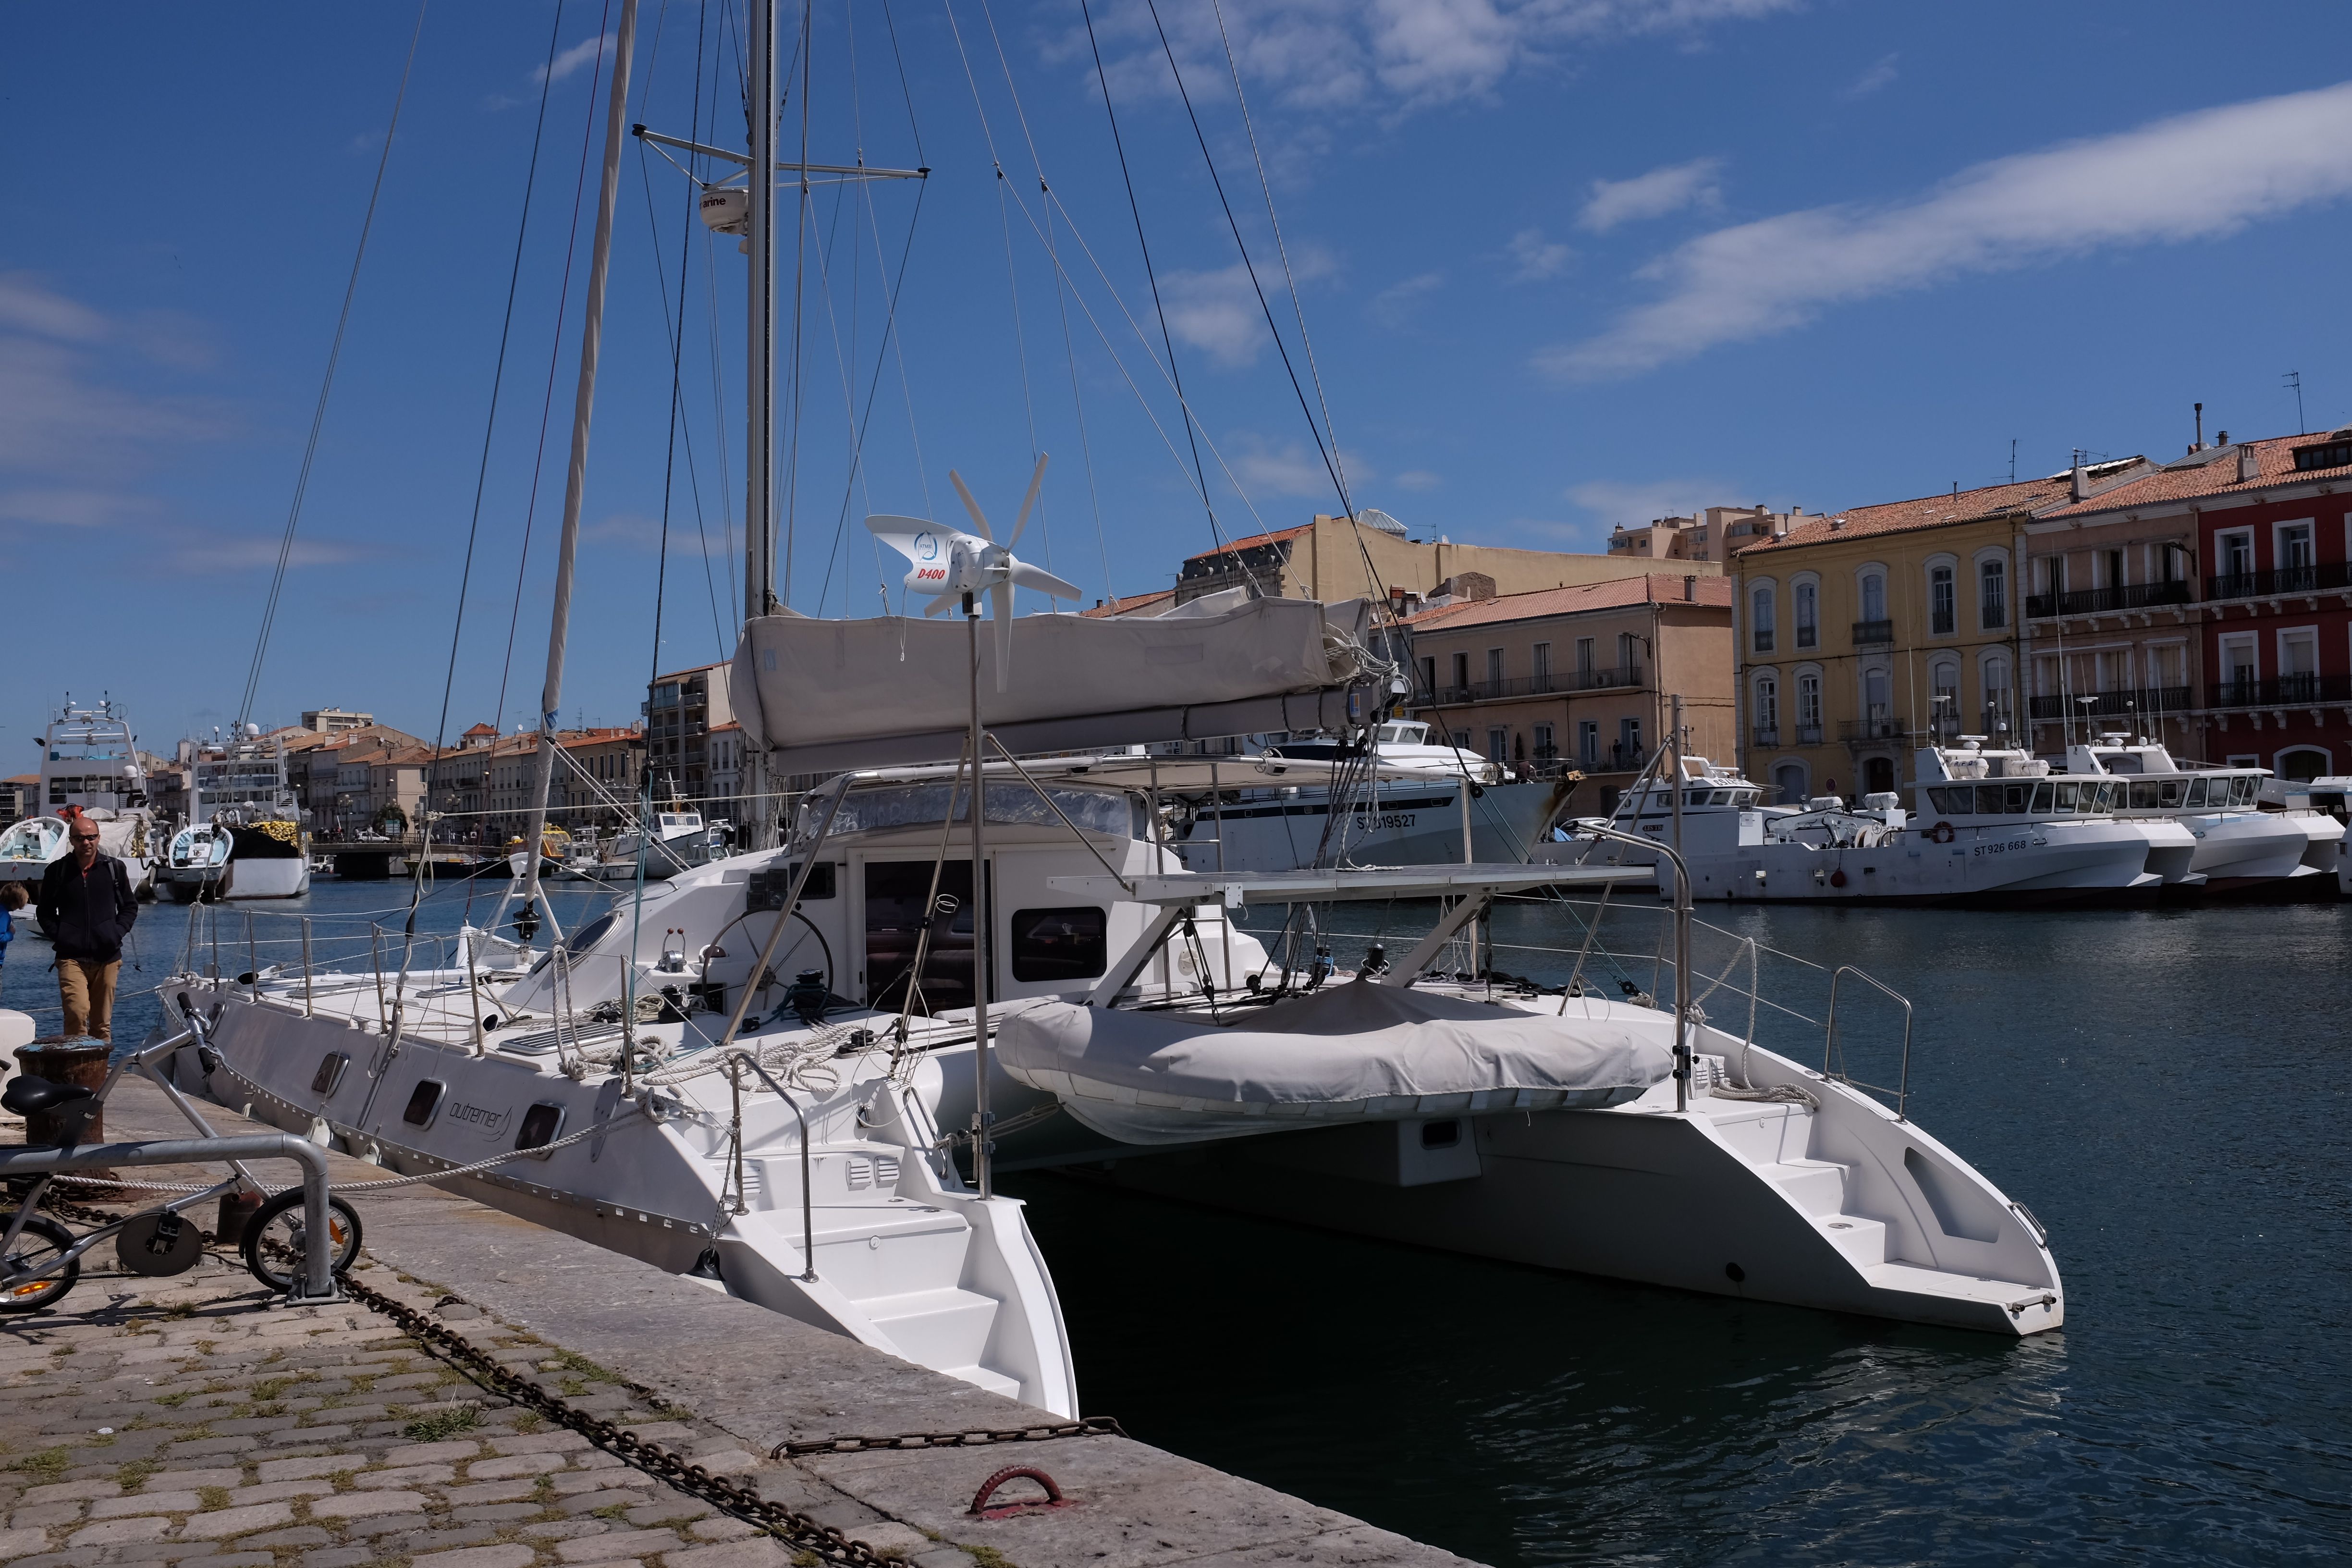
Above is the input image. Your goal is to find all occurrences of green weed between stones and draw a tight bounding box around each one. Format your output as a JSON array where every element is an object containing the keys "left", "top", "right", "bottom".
[
  {"left": 7, "top": 1448, "right": 70, "bottom": 1482},
  {"left": 402, "top": 1406, "right": 481, "bottom": 1443}
]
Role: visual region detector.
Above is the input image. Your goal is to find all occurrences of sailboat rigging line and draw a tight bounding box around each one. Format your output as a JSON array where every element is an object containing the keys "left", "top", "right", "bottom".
[
  {"left": 971, "top": 0, "right": 1110, "bottom": 600},
  {"left": 408, "top": 0, "right": 572, "bottom": 947},
  {"left": 811, "top": 181, "right": 931, "bottom": 618},
  {"left": 1073, "top": 0, "right": 1231, "bottom": 563},
  {"left": 780, "top": 0, "right": 815, "bottom": 607},
  {"left": 235, "top": 0, "right": 428, "bottom": 732},
  {"left": 1210, "top": 0, "right": 1352, "bottom": 519},
  {"left": 1139, "top": 0, "right": 1348, "bottom": 526},
  {"left": 493, "top": 0, "right": 616, "bottom": 740},
  {"left": 637, "top": 0, "right": 724, "bottom": 658}
]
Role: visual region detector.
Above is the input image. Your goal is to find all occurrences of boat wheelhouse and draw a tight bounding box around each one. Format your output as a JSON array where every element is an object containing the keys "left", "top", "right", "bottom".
[{"left": 0, "top": 697, "right": 160, "bottom": 897}]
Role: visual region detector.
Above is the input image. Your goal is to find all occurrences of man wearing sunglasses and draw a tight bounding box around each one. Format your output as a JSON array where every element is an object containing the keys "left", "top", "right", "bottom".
[{"left": 37, "top": 815, "right": 139, "bottom": 1041}]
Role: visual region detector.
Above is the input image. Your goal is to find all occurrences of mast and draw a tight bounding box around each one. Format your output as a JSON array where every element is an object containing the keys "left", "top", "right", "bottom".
[
  {"left": 741, "top": 0, "right": 777, "bottom": 850},
  {"left": 518, "top": 0, "right": 640, "bottom": 925}
]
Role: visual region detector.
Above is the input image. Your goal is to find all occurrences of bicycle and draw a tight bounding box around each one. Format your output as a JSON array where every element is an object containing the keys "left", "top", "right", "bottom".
[{"left": 0, "top": 1007, "right": 361, "bottom": 1312}]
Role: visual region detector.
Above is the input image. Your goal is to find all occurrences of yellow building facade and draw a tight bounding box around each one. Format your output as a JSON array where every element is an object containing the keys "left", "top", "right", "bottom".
[{"left": 1729, "top": 477, "right": 2065, "bottom": 802}]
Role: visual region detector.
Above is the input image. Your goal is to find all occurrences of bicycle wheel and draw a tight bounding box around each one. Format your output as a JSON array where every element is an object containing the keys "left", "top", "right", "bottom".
[
  {"left": 241, "top": 1189, "right": 362, "bottom": 1292},
  {"left": 0, "top": 1213, "right": 79, "bottom": 1314}
]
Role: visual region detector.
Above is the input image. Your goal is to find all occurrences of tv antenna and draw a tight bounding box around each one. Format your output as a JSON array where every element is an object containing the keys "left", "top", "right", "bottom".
[{"left": 2285, "top": 370, "right": 2306, "bottom": 431}]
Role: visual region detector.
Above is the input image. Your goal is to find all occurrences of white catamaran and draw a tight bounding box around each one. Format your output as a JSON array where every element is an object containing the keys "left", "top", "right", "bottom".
[{"left": 159, "top": 1, "right": 2061, "bottom": 1422}]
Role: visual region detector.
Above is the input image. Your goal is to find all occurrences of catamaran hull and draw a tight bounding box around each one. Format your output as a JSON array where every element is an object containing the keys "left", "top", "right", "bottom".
[
  {"left": 1068, "top": 1035, "right": 2062, "bottom": 1337},
  {"left": 165, "top": 982, "right": 1078, "bottom": 1417}
]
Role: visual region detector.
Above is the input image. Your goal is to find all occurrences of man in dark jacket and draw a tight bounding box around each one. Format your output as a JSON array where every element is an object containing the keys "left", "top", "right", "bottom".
[{"left": 38, "top": 818, "right": 137, "bottom": 1041}]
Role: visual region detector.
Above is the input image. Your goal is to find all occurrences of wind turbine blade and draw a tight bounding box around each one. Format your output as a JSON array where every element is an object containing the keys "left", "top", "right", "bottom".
[
  {"left": 862, "top": 514, "right": 933, "bottom": 562},
  {"left": 992, "top": 581, "right": 1015, "bottom": 691},
  {"left": 1009, "top": 562, "right": 1083, "bottom": 600},
  {"left": 922, "top": 594, "right": 956, "bottom": 618},
  {"left": 1007, "top": 453, "right": 1050, "bottom": 548},
  {"left": 948, "top": 470, "right": 993, "bottom": 541}
]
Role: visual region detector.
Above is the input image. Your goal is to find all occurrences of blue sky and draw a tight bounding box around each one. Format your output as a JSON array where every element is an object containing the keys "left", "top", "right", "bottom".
[{"left": 5, "top": 0, "right": 2352, "bottom": 756}]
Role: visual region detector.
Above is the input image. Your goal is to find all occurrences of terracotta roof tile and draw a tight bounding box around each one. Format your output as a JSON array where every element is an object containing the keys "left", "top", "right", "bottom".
[
  {"left": 1082, "top": 588, "right": 1178, "bottom": 618},
  {"left": 1182, "top": 523, "right": 1312, "bottom": 563},
  {"left": 2036, "top": 429, "right": 2352, "bottom": 516},
  {"left": 1403, "top": 573, "right": 1731, "bottom": 629},
  {"left": 1736, "top": 474, "right": 2089, "bottom": 556}
]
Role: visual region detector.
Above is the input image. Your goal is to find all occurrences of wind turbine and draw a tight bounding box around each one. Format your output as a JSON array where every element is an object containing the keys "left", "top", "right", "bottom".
[{"left": 864, "top": 453, "right": 1081, "bottom": 690}]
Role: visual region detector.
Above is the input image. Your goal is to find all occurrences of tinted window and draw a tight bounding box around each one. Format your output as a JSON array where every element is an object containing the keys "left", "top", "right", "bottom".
[{"left": 1009, "top": 907, "right": 1107, "bottom": 982}]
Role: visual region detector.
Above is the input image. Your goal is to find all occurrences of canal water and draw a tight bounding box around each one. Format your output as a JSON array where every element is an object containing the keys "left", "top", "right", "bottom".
[
  {"left": 1011, "top": 897, "right": 2352, "bottom": 1567},
  {"left": 10, "top": 878, "right": 2346, "bottom": 1562}
]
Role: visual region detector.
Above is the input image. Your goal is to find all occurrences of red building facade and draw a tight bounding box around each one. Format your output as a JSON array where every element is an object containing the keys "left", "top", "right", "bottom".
[{"left": 2029, "top": 430, "right": 2352, "bottom": 778}]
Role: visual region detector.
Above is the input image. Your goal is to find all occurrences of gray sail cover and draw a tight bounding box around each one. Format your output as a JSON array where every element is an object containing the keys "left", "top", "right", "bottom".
[
  {"left": 730, "top": 593, "right": 1379, "bottom": 772},
  {"left": 998, "top": 980, "right": 1675, "bottom": 1145}
]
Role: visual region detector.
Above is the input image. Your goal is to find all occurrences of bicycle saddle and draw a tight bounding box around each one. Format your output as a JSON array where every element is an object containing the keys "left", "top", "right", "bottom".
[{"left": 2, "top": 1077, "right": 96, "bottom": 1115}]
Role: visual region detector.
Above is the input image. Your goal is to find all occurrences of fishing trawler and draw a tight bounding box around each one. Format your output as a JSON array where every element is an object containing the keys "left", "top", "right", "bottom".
[
  {"left": 0, "top": 696, "right": 160, "bottom": 901},
  {"left": 160, "top": 726, "right": 310, "bottom": 902},
  {"left": 2061, "top": 736, "right": 2342, "bottom": 894},
  {"left": 1542, "top": 739, "right": 2199, "bottom": 903}
]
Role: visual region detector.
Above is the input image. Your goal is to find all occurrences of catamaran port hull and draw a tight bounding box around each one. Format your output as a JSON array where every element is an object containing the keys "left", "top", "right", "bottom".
[{"left": 1074, "top": 1044, "right": 2061, "bottom": 1337}]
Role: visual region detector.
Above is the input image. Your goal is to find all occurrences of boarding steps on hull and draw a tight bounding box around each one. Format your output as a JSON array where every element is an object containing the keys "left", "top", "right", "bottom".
[
  {"left": 710, "top": 1140, "right": 1055, "bottom": 1409},
  {"left": 1699, "top": 1087, "right": 2061, "bottom": 1332}
]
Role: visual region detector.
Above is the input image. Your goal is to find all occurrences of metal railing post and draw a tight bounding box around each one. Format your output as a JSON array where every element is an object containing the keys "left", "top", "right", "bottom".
[
  {"left": 728, "top": 1060, "right": 748, "bottom": 1216},
  {"left": 246, "top": 911, "right": 258, "bottom": 1000},
  {"left": 1824, "top": 966, "right": 1916, "bottom": 1121},
  {"left": 209, "top": 903, "right": 220, "bottom": 981},
  {"left": 731, "top": 1054, "right": 817, "bottom": 1283},
  {"left": 301, "top": 918, "right": 314, "bottom": 1017},
  {"left": 370, "top": 924, "right": 387, "bottom": 1033}
]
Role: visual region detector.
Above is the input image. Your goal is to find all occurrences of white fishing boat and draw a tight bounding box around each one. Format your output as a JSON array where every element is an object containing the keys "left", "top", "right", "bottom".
[
  {"left": 2062, "top": 737, "right": 2342, "bottom": 894},
  {"left": 0, "top": 697, "right": 162, "bottom": 902},
  {"left": 568, "top": 808, "right": 730, "bottom": 882},
  {"left": 1167, "top": 719, "right": 1566, "bottom": 872},
  {"left": 160, "top": 727, "right": 310, "bottom": 903},
  {"left": 1539, "top": 739, "right": 2199, "bottom": 904}
]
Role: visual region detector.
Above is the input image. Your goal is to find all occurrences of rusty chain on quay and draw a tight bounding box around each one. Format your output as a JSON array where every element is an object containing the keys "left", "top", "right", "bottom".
[{"left": 27, "top": 1188, "right": 1123, "bottom": 1566}]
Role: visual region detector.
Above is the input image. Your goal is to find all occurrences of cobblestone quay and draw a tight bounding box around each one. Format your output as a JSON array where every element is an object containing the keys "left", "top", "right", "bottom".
[{"left": 1, "top": 1076, "right": 1472, "bottom": 1568}]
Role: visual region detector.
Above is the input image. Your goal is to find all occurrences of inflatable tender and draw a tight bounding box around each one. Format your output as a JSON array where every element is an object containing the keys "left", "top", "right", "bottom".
[{"left": 998, "top": 979, "right": 1675, "bottom": 1145}]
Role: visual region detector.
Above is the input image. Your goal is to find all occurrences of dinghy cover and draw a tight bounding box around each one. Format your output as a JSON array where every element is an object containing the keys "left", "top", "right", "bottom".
[{"left": 999, "top": 980, "right": 1675, "bottom": 1145}]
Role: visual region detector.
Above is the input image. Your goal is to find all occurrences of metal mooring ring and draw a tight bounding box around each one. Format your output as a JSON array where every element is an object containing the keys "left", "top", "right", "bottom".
[{"left": 968, "top": 1465, "right": 1068, "bottom": 1518}]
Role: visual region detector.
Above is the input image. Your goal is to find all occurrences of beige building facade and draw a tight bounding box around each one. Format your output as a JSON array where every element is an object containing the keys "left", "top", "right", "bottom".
[{"left": 1405, "top": 574, "right": 1734, "bottom": 809}]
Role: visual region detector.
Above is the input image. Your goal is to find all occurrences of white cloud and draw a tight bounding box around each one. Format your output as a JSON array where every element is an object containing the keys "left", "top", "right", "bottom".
[
  {"left": 1578, "top": 157, "right": 1724, "bottom": 232},
  {"left": 1393, "top": 469, "right": 1443, "bottom": 492},
  {"left": 1228, "top": 434, "right": 1362, "bottom": 500},
  {"left": 0, "top": 274, "right": 107, "bottom": 342},
  {"left": 1506, "top": 228, "right": 1572, "bottom": 281},
  {"left": 1371, "top": 270, "right": 1444, "bottom": 329},
  {"left": 539, "top": 33, "right": 613, "bottom": 85},
  {"left": 1563, "top": 477, "right": 1742, "bottom": 529},
  {"left": 1545, "top": 81, "right": 2352, "bottom": 380},
  {"left": 1161, "top": 264, "right": 1268, "bottom": 368},
  {"left": 1065, "top": 0, "right": 1799, "bottom": 116},
  {"left": 1847, "top": 52, "right": 1898, "bottom": 98}
]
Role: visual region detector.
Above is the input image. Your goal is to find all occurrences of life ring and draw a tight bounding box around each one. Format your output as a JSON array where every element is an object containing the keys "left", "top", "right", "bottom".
[{"left": 1927, "top": 821, "right": 1957, "bottom": 845}]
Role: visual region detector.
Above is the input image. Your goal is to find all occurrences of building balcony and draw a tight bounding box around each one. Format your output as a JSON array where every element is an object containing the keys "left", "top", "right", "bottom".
[
  {"left": 1425, "top": 665, "right": 1644, "bottom": 704},
  {"left": 1852, "top": 619, "right": 1894, "bottom": 647},
  {"left": 2206, "top": 674, "right": 2352, "bottom": 709},
  {"left": 1606, "top": 744, "right": 1647, "bottom": 772},
  {"left": 1751, "top": 726, "right": 1781, "bottom": 748},
  {"left": 2026, "top": 580, "right": 2194, "bottom": 618},
  {"left": 1796, "top": 723, "right": 1824, "bottom": 746},
  {"left": 1838, "top": 715, "right": 1906, "bottom": 746},
  {"left": 2206, "top": 563, "right": 2352, "bottom": 600},
  {"left": 2026, "top": 686, "right": 2191, "bottom": 721}
]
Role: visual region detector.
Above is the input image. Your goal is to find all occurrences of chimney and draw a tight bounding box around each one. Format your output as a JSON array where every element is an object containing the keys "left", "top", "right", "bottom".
[
  {"left": 1683, "top": 575, "right": 1697, "bottom": 601},
  {"left": 2194, "top": 402, "right": 2204, "bottom": 450},
  {"left": 2070, "top": 453, "right": 2087, "bottom": 501},
  {"left": 2237, "top": 441, "right": 2258, "bottom": 483}
]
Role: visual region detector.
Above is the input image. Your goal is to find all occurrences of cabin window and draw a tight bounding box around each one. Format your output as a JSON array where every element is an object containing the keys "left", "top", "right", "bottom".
[
  {"left": 865, "top": 859, "right": 978, "bottom": 1013},
  {"left": 1008, "top": 907, "right": 1108, "bottom": 982},
  {"left": 516, "top": 1102, "right": 565, "bottom": 1152},
  {"left": 2130, "top": 782, "right": 2162, "bottom": 810},
  {"left": 2028, "top": 782, "right": 2053, "bottom": 813},
  {"left": 402, "top": 1080, "right": 444, "bottom": 1127},
  {"left": 2233, "top": 776, "right": 2261, "bottom": 806},
  {"left": 2183, "top": 777, "right": 2208, "bottom": 808},
  {"left": 310, "top": 1053, "right": 350, "bottom": 1096},
  {"left": 2053, "top": 782, "right": 2080, "bottom": 811}
]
